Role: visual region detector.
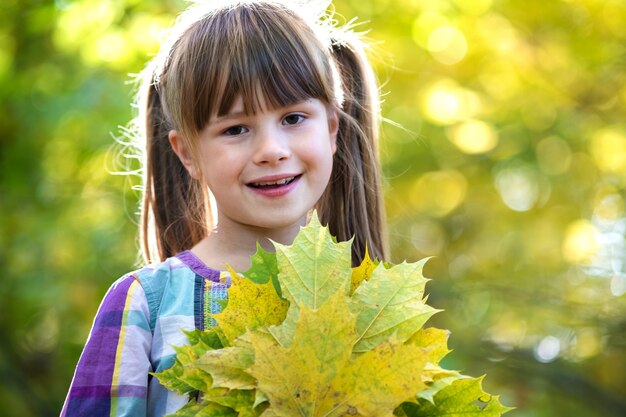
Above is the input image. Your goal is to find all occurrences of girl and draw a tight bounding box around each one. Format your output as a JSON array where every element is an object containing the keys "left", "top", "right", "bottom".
[{"left": 62, "top": 0, "right": 387, "bottom": 415}]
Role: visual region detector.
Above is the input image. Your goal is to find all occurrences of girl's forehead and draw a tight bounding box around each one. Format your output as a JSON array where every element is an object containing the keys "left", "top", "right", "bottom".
[
  {"left": 214, "top": 91, "right": 321, "bottom": 118},
  {"left": 210, "top": 96, "right": 246, "bottom": 121}
]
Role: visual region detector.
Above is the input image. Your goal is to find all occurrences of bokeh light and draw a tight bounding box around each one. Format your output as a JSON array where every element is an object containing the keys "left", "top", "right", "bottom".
[
  {"left": 590, "top": 127, "right": 626, "bottom": 176},
  {"left": 562, "top": 219, "right": 599, "bottom": 264},
  {"left": 410, "top": 170, "right": 468, "bottom": 217},
  {"left": 535, "top": 336, "right": 561, "bottom": 363},
  {"left": 447, "top": 119, "right": 498, "bottom": 154},
  {"left": 427, "top": 25, "right": 468, "bottom": 65},
  {"left": 412, "top": 11, "right": 449, "bottom": 50},
  {"left": 419, "top": 79, "right": 481, "bottom": 125},
  {"left": 494, "top": 164, "right": 541, "bottom": 212}
]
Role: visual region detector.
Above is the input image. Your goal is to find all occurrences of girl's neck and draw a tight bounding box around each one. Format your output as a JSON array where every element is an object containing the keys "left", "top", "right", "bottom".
[{"left": 190, "top": 213, "right": 307, "bottom": 272}]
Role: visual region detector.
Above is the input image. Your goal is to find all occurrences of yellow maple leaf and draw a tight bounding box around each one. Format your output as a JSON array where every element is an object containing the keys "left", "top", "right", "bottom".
[
  {"left": 350, "top": 246, "right": 378, "bottom": 294},
  {"left": 212, "top": 265, "right": 288, "bottom": 345},
  {"left": 247, "top": 290, "right": 429, "bottom": 417}
]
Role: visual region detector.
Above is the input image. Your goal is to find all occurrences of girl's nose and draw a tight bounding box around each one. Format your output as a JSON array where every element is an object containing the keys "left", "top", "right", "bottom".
[{"left": 252, "top": 128, "right": 291, "bottom": 165}]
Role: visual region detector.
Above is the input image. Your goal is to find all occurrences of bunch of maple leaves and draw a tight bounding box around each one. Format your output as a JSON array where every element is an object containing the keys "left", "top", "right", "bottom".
[{"left": 156, "top": 214, "right": 511, "bottom": 416}]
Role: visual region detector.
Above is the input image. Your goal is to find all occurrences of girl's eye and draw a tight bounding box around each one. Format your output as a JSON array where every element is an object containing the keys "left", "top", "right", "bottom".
[
  {"left": 223, "top": 125, "right": 248, "bottom": 136},
  {"left": 283, "top": 114, "right": 305, "bottom": 126}
]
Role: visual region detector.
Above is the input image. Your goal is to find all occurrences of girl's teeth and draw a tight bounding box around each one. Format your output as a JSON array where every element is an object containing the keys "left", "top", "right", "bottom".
[{"left": 253, "top": 176, "right": 294, "bottom": 187}]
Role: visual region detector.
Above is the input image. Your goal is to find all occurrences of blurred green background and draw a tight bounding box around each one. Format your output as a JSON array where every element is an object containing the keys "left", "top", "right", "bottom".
[{"left": 1, "top": 0, "right": 625, "bottom": 415}]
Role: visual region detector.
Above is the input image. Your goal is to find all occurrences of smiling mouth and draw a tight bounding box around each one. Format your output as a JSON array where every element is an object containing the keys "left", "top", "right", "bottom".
[{"left": 248, "top": 175, "right": 301, "bottom": 189}]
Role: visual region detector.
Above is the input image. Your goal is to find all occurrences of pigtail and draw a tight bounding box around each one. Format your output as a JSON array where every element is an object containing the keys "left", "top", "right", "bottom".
[
  {"left": 318, "top": 37, "right": 388, "bottom": 265},
  {"left": 140, "top": 80, "right": 209, "bottom": 264}
]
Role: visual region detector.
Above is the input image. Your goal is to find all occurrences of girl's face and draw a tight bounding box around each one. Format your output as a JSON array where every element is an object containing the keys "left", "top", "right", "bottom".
[{"left": 172, "top": 97, "right": 338, "bottom": 234}]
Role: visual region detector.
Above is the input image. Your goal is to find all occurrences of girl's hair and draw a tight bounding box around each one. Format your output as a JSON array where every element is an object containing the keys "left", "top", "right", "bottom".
[{"left": 135, "top": 0, "right": 387, "bottom": 266}]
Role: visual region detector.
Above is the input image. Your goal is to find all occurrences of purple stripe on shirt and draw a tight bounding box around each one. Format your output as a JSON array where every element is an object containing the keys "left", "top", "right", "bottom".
[
  {"left": 177, "top": 250, "right": 221, "bottom": 282},
  {"left": 96, "top": 310, "right": 124, "bottom": 327},
  {"left": 70, "top": 384, "right": 147, "bottom": 398},
  {"left": 64, "top": 397, "right": 111, "bottom": 416},
  {"left": 70, "top": 276, "right": 135, "bottom": 389}
]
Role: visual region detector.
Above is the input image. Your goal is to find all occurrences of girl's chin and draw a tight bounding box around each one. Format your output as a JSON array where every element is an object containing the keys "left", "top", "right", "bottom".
[{"left": 239, "top": 210, "right": 308, "bottom": 231}]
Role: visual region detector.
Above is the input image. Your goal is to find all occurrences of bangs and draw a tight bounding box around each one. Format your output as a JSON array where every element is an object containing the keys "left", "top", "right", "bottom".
[{"left": 172, "top": 2, "right": 337, "bottom": 134}]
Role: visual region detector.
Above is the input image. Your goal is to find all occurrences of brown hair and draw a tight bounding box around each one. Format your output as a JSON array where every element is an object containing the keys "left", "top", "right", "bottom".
[{"left": 135, "top": 0, "right": 387, "bottom": 265}]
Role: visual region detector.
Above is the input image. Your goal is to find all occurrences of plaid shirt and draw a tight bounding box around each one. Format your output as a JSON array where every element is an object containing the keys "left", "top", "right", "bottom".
[{"left": 61, "top": 251, "right": 230, "bottom": 416}]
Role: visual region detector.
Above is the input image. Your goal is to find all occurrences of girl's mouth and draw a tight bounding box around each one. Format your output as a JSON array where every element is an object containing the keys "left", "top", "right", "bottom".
[
  {"left": 248, "top": 174, "right": 301, "bottom": 189},
  {"left": 246, "top": 174, "right": 302, "bottom": 197}
]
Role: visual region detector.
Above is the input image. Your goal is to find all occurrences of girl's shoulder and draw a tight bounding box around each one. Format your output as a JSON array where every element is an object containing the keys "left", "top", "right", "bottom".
[
  {"left": 130, "top": 250, "right": 223, "bottom": 290},
  {"left": 118, "top": 251, "right": 229, "bottom": 332}
]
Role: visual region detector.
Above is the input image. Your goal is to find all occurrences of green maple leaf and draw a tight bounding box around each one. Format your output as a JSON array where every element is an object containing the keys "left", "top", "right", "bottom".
[
  {"left": 184, "top": 329, "right": 224, "bottom": 348},
  {"left": 194, "top": 341, "right": 256, "bottom": 390},
  {"left": 155, "top": 329, "right": 222, "bottom": 394},
  {"left": 243, "top": 243, "right": 281, "bottom": 296},
  {"left": 351, "top": 259, "right": 440, "bottom": 354},
  {"left": 165, "top": 398, "right": 237, "bottom": 417},
  {"left": 273, "top": 213, "right": 352, "bottom": 310},
  {"left": 402, "top": 377, "right": 513, "bottom": 417},
  {"left": 416, "top": 374, "right": 467, "bottom": 406},
  {"left": 202, "top": 388, "right": 260, "bottom": 416},
  {"left": 264, "top": 214, "right": 353, "bottom": 348},
  {"left": 166, "top": 388, "right": 261, "bottom": 417}
]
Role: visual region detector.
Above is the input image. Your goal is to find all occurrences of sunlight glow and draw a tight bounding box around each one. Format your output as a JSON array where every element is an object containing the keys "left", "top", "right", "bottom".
[
  {"left": 54, "top": 0, "right": 119, "bottom": 53},
  {"left": 562, "top": 219, "right": 599, "bottom": 264},
  {"left": 420, "top": 80, "right": 481, "bottom": 125},
  {"left": 95, "top": 31, "right": 131, "bottom": 66},
  {"left": 448, "top": 119, "right": 498, "bottom": 154},
  {"left": 127, "top": 14, "right": 171, "bottom": 55},
  {"left": 590, "top": 127, "right": 626, "bottom": 175},
  {"left": 427, "top": 25, "right": 468, "bottom": 65},
  {"left": 478, "top": 13, "right": 524, "bottom": 59},
  {"left": 426, "top": 89, "right": 461, "bottom": 124},
  {"left": 535, "top": 336, "right": 560, "bottom": 363},
  {"left": 412, "top": 12, "right": 448, "bottom": 49},
  {"left": 593, "top": 186, "right": 624, "bottom": 221},
  {"left": 495, "top": 165, "right": 540, "bottom": 212},
  {"left": 411, "top": 170, "right": 468, "bottom": 217}
]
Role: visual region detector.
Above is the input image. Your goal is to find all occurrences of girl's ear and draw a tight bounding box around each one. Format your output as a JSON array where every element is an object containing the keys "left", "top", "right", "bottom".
[
  {"left": 328, "top": 109, "right": 339, "bottom": 154},
  {"left": 169, "top": 130, "right": 201, "bottom": 179}
]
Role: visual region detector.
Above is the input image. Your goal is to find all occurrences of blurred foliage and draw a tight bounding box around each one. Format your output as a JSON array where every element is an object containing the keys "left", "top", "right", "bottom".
[{"left": 1, "top": 0, "right": 625, "bottom": 416}]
